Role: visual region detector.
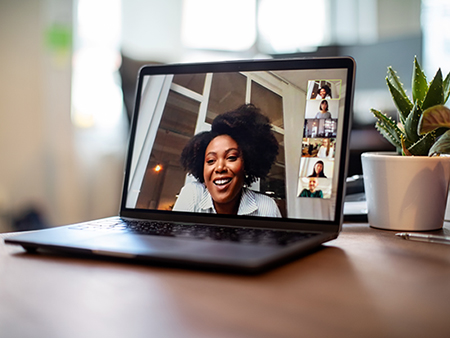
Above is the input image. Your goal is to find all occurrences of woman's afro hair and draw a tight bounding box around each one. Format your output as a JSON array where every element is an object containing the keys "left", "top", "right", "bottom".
[{"left": 180, "top": 104, "right": 279, "bottom": 186}]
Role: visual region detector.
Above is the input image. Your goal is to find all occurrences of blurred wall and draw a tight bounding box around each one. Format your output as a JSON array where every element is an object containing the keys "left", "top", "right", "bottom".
[
  {"left": 0, "top": 0, "right": 67, "bottom": 230},
  {"left": 0, "top": 0, "right": 125, "bottom": 232}
]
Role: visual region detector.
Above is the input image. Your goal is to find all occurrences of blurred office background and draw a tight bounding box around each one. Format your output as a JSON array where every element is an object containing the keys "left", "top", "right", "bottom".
[{"left": 0, "top": 0, "right": 449, "bottom": 232}]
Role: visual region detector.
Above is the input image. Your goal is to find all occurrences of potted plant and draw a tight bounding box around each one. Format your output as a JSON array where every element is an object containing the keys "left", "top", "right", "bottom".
[{"left": 361, "top": 57, "right": 450, "bottom": 231}]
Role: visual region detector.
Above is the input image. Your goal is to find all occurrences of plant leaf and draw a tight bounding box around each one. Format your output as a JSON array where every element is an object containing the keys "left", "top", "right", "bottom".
[
  {"left": 429, "top": 129, "right": 450, "bottom": 156},
  {"left": 401, "top": 137, "right": 412, "bottom": 156},
  {"left": 404, "top": 103, "right": 421, "bottom": 143},
  {"left": 407, "top": 132, "right": 435, "bottom": 156},
  {"left": 418, "top": 104, "right": 450, "bottom": 134},
  {"left": 433, "top": 127, "right": 450, "bottom": 138},
  {"left": 421, "top": 69, "right": 444, "bottom": 110},
  {"left": 412, "top": 57, "right": 428, "bottom": 105},
  {"left": 376, "top": 122, "right": 402, "bottom": 153},
  {"left": 386, "top": 78, "right": 413, "bottom": 123},
  {"left": 444, "top": 71, "right": 450, "bottom": 104},
  {"left": 371, "top": 108, "right": 403, "bottom": 149},
  {"left": 387, "top": 66, "right": 409, "bottom": 98}
]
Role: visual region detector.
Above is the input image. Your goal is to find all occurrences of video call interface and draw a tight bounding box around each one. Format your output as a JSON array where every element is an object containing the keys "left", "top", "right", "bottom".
[{"left": 126, "top": 67, "right": 348, "bottom": 222}]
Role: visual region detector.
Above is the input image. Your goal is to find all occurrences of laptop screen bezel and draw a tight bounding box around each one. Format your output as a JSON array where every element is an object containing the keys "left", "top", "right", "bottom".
[{"left": 119, "top": 57, "right": 355, "bottom": 233}]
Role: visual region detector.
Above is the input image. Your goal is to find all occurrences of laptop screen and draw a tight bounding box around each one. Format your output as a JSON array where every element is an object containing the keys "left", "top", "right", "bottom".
[{"left": 121, "top": 58, "right": 354, "bottom": 229}]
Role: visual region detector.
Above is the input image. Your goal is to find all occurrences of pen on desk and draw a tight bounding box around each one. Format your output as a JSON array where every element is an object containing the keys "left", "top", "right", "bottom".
[{"left": 395, "top": 232, "right": 450, "bottom": 245}]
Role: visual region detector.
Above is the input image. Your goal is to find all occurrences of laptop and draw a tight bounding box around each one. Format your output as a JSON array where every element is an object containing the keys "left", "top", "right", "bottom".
[{"left": 5, "top": 57, "right": 355, "bottom": 273}]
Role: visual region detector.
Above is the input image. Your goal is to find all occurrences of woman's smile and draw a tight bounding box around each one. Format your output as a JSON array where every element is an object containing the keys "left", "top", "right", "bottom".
[{"left": 213, "top": 177, "right": 232, "bottom": 186}]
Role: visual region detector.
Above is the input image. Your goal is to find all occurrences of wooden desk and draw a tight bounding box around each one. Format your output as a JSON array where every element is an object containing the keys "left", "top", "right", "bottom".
[{"left": 1, "top": 223, "right": 450, "bottom": 338}]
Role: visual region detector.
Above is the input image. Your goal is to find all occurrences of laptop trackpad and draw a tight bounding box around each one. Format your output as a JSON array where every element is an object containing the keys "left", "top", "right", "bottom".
[{"left": 80, "top": 232, "right": 280, "bottom": 264}]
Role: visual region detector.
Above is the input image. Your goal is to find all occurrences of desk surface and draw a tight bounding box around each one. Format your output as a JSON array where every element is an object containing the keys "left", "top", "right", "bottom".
[{"left": 1, "top": 223, "right": 450, "bottom": 338}]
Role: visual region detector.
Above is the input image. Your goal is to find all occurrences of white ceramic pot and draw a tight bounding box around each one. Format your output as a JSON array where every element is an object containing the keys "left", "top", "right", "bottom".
[{"left": 361, "top": 152, "right": 450, "bottom": 231}]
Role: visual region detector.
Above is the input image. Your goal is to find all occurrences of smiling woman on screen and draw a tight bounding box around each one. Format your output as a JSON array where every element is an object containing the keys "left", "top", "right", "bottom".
[
  {"left": 173, "top": 104, "right": 281, "bottom": 217},
  {"left": 308, "top": 160, "right": 327, "bottom": 178},
  {"left": 315, "top": 100, "right": 332, "bottom": 119}
]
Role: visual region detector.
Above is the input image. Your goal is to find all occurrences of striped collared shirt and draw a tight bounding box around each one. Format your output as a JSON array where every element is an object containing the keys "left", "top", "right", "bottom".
[{"left": 173, "top": 182, "right": 281, "bottom": 218}]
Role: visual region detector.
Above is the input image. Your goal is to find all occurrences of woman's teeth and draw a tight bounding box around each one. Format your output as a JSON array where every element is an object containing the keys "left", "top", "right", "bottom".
[{"left": 214, "top": 178, "right": 231, "bottom": 186}]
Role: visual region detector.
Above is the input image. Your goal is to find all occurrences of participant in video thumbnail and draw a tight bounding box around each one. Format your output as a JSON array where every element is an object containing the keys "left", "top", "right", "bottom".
[
  {"left": 315, "top": 84, "right": 332, "bottom": 100},
  {"left": 299, "top": 177, "right": 323, "bottom": 198},
  {"left": 317, "top": 138, "right": 334, "bottom": 159},
  {"left": 315, "top": 100, "right": 332, "bottom": 119},
  {"left": 308, "top": 160, "right": 327, "bottom": 178}
]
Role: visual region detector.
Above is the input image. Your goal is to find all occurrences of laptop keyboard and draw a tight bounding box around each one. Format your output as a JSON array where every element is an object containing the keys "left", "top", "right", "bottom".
[{"left": 70, "top": 219, "right": 319, "bottom": 247}]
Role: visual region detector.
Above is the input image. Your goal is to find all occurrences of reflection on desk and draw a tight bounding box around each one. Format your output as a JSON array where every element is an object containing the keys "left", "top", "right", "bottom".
[{"left": 1, "top": 223, "right": 450, "bottom": 338}]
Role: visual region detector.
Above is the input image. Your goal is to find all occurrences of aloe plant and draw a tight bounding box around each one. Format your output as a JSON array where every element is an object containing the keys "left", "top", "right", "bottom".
[{"left": 371, "top": 57, "right": 450, "bottom": 156}]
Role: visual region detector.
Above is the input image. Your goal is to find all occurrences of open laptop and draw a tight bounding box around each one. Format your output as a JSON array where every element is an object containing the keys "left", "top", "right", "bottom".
[{"left": 5, "top": 57, "right": 355, "bottom": 273}]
